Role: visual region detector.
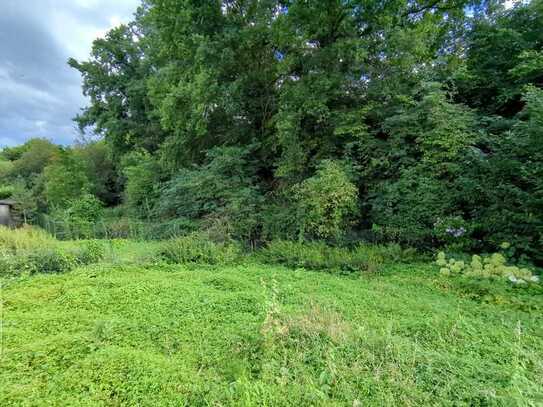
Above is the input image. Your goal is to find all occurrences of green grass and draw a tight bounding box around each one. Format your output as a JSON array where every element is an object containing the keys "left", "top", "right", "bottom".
[{"left": 1, "top": 246, "right": 542, "bottom": 405}]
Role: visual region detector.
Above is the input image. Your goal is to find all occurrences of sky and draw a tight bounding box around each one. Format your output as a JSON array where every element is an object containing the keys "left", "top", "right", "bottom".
[{"left": 0, "top": 0, "right": 141, "bottom": 148}]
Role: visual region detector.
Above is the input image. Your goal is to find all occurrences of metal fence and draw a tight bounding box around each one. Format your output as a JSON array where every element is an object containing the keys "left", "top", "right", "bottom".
[{"left": 35, "top": 214, "right": 196, "bottom": 241}]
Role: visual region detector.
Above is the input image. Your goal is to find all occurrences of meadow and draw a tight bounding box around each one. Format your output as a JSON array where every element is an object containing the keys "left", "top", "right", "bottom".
[{"left": 1, "top": 231, "right": 542, "bottom": 406}]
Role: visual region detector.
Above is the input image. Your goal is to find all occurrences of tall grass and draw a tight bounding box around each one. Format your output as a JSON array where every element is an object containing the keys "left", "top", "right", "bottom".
[
  {"left": 156, "top": 233, "right": 242, "bottom": 265},
  {"left": 0, "top": 226, "right": 105, "bottom": 276},
  {"left": 0, "top": 225, "right": 56, "bottom": 253},
  {"left": 259, "top": 240, "right": 419, "bottom": 273}
]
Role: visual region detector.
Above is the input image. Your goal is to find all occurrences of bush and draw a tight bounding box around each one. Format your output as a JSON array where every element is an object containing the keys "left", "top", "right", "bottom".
[
  {"left": 261, "top": 198, "right": 300, "bottom": 242},
  {"left": 43, "top": 150, "right": 91, "bottom": 209},
  {"left": 26, "top": 249, "right": 78, "bottom": 274},
  {"left": 0, "top": 250, "right": 23, "bottom": 276},
  {"left": 47, "top": 194, "right": 104, "bottom": 239},
  {"left": 156, "top": 146, "right": 264, "bottom": 243},
  {"left": 436, "top": 251, "right": 540, "bottom": 285},
  {"left": 93, "top": 217, "right": 135, "bottom": 239},
  {"left": 294, "top": 160, "right": 358, "bottom": 241},
  {"left": 122, "top": 151, "right": 162, "bottom": 218},
  {"left": 157, "top": 233, "right": 242, "bottom": 265},
  {"left": 0, "top": 248, "right": 77, "bottom": 276},
  {"left": 262, "top": 240, "right": 327, "bottom": 269},
  {"left": 72, "top": 240, "right": 106, "bottom": 265}
]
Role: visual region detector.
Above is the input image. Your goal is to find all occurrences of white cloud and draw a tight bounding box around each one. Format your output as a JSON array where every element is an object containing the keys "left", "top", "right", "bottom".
[
  {"left": 1, "top": 0, "right": 140, "bottom": 146},
  {"left": 47, "top": 1, "right": 137, "bottom": 60}
]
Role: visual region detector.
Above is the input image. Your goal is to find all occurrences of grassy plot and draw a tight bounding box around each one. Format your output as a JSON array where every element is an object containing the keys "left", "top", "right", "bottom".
[{"left": 1, "top": 260, "right": 542, "bottom": 406}]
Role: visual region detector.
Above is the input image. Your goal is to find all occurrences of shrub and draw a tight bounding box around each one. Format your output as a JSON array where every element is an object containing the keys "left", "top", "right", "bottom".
[
  {"left": 0, "top": 250, "right": 22, "bottom": 276},
  {"left": 65, "top": 194, "right": 104, "bottom": 223},
  {"left": 294, "top": 160, "right": 358, "bottom": 241},
  {"left": 157, "top": 233, "right": 242, "bottom": 265},
  {"left": 26, "top": 249, "right": 78, "bottom": 274},
  {"left": 261, "top": 197, "right": 300, "bottom": 242},
  {"left": 370, "top": 168, "right": 459, "bottom": 249},
  {"left": 156, "top": 146, "right": 264, "bottom": 243},
  {"left": 94, "top": 217, "right": 135, "bottom": 239},
  {"left": 433, "top": 216, "right": 473, "bottom": 252},
  {"left": 436, "top": 251, "right": 540, "bottom": 285},
  {"left": 72, "top": 240, "right": 106, "bottom": 265},
  {"left": 48, "top": 194, "right": 104, "bottom": 239},
  {"left": 43, "top": 150, "right": 91, "bottom": 209},
  {"left": 0, "top": 248, "right": 77, "bottom": 276},
  {"left": 260, "top": 240, "right": 346, "bottom": 271}
]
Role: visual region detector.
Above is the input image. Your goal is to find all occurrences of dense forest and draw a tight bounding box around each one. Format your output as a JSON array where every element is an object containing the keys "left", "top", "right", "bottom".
[{"left": 1, "top": 0, "right": 542, "bottom": 263}]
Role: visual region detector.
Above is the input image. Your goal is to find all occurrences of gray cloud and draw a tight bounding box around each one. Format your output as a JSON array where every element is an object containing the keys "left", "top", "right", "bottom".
[{"left": 0, "top": 0, "right": 140, "bottom": 147}]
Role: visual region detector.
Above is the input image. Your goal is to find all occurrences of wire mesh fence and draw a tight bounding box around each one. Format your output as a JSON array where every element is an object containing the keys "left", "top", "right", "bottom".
[{"left": 35, "top": 214, "right": 196, "bottom": 241}]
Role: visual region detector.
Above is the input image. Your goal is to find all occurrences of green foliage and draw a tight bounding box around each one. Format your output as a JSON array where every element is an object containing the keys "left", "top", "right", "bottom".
[
  {"left": 1, "top": 0, "right": 540, "bottom": 262},
  {"left": 0, "top": 141, "right": 119, "bottom": 227},
  {"left": 24, "top": 249, "right": 78, "bottom": 274},
  {"left": 2, "top": 248, "right": 542, "bottom": 405},
  {"left": 48, "top": 194, "right": 105, "bottom": 239},
  {"left": 458, "top": 86, "right": 543, "bottom": 262},
  {"left": 71, "top": 240, "right": 106, "bottom": 265},
  {"left": 0, "top": 228, "right": 104, "bottom": 276},
  {"left": 156, "top": 233, "right": 241, "bottom": 265},
  {"left": 122, "top": 151, "right": 162, "bottom": 218},
  {"left": 367, "top": 85, "right": 477, "bottom": 249},
  {"left": 0, "top": 158, "right": 13, "bottom": 179},
  {"left": 456, "top": 0, "right": 543, "bottom": 115},
  {"left": 433, "top": 216, "right": 472, "bottom": 251},
  {"left": 156, "top": 146, "right": 264, "bottom": 243},
  {"left": 370, "top": 167, "right": 458, "bottom": 247},
  {"left": 68, "top": 23, "right": 166, "bottom": 158},
  {"left": 6, "top": 138, "right": 60, "bottom": 184},
  {"left": 260, "top": 240, "right": 417, "bottom": 274},
  {"left": 0, "top": 225, "right": 56, "bottom": 253},
  {"left": 74, "top": 141, "right": 121, "bottom": 206},
  {"left": 0, "top": 184, "right": 14, "bottom": 199},
  {"left": 64, "top": 193, "right": 104, "bottom": 223},
  {"left": 0, "top": 244, "right": 106, "bottom": 277},
  {"left": 436, "top": 251, "right": 540, "bottom": 285},
  {"left": 43, "top": 150, "right": 91, "bottom": 209},
  {"left": 8, "top": 180, "right": 37, "bottom": 224},
  {"left": 1, "top": 143, "right": 29, "bottom": 161},
  {"left": 294, "top": 160, "right": 358, "bottom": 241},
  {"left": 260, "top": 195, "right": 301, "bottom": 242},
  {"left": 96, "top": 217, "right": 199, "bottom": 241}
]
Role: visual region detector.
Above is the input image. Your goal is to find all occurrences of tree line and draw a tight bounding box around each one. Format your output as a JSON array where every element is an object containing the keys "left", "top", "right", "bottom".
[{"left": 1, "top": 0, "right": 542, "bottom": 263}]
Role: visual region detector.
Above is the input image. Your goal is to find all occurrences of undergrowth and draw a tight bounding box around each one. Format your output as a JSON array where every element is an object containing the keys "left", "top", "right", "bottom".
[
  {"left": 2, "top": 263, "right": 541, "bottom": 405},
  {"left": 259, "top": 240, "right": 419, "bottom": 273}
]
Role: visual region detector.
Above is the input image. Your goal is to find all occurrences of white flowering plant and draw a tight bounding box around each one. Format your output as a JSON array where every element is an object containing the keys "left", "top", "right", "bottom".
[{"left": 436, "top": 247, "right": 540, "bottom": 285}]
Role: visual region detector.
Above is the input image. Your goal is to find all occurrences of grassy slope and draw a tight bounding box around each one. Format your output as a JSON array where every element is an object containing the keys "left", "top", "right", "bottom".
[{"left": 1, "top": 250, "right": 542, "bottom": 406}]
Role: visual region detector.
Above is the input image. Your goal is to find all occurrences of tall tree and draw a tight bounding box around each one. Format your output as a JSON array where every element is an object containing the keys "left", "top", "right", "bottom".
[{"left": 69, "top": 10, "right": 165, "bottom": 158}]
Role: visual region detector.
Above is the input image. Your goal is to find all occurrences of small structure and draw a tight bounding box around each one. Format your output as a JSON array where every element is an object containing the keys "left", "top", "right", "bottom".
[{"left": 0, "top": 199, "right": 16, "bottom": 227}]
